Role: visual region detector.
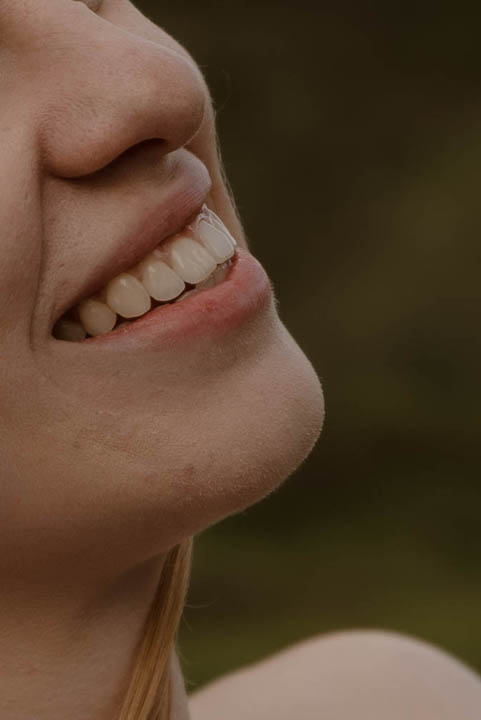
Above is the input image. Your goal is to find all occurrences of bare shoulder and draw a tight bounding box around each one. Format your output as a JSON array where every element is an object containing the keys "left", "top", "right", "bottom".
[{"left": 188, "top": 629, "right": 481, "bottom": 720}]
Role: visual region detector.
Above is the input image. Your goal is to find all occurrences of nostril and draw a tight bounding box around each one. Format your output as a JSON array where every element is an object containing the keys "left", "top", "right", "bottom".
[
  {"left": 64, "top": 138, "right": 169, "bottom": 182},
  {"left": 72, "top": 0, "right": 103, "bottom": 12},
  {"left": 105, "top": 137, "right": 167, "bottom": 170},
  {"left": 116, "top": 138, "right": 167, "bottom": 161}
]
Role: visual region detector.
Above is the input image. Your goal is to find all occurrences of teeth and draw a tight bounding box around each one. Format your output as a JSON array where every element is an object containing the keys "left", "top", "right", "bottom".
[
  {"left": 203, "top": 208, "right": 237, "bottom": 246},
  {"left": 165, "top": 235, "right": 217, "bottom": 285},
  {"left": 175, "top": 288, "right": 197, "bottom": 303},
  {"left": 77, "top": 298, "right": 117, "bottom": 336},
  {"left": 53, "top": 317, "right": 87, "bottom": 342},
  {"left": 57, "top": 206, "right": 237, "bottom": 341},
  {"left": 196, "top": 220, "right": 235, "bottom": 263},
  {"left": 196, "top": 262, "right": 231, "bottom": 290},
  {"left": 140, "top": 254, "right": 185, "bottom": 301},
  {"left": 195, "top": 275, "right": 216, "bottom": 291},
  {"left": 106, "top": 273, "right": 151, "bottom": 318}
]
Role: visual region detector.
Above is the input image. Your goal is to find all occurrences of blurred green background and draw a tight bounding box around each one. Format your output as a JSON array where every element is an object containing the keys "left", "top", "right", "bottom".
[{"left": 138, "top": 0, "right": 481, "bottom": 692}]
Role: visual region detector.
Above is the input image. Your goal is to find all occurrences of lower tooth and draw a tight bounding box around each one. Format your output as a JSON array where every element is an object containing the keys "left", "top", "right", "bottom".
[
  {"left": 115, "top": 320, "right": 131, "bottom": 331},
  {"left": 176, "top": 289, "right": 197, "bottom": 303},
  {"left": 196, "top": 274, "right": 216, "bottom": 290},
  {"left": 216, "top": 261, "right": 231, "bottom": 279}
]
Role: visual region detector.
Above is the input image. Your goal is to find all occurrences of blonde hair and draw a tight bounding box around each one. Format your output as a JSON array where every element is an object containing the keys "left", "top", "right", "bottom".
[{"left": 118, "top": 536, "right": 194, "bottom": 720}]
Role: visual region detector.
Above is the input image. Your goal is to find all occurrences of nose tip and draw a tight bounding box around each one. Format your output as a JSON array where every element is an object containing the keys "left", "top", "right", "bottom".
[{"left": 36, "top": 19, "right": 207, "bottom": 177}]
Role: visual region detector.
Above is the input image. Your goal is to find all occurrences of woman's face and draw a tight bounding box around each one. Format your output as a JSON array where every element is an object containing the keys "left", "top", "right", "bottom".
[{"left": 0, "top": 0, "right": 323, "bottom": 584}]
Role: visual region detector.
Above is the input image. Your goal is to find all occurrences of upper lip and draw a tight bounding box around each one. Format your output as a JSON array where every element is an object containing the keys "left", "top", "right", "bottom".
[{"left": 51, "top": 154, "right": 212, "bottom": 330}]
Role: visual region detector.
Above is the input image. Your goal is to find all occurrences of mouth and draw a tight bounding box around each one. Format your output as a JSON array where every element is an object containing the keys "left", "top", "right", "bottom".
[{"left": 52, "top": 205, "right": 238, "bottom": 342}]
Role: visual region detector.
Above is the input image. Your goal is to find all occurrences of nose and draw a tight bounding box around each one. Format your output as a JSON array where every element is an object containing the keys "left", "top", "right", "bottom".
[{"left": 6, "top": 2, "right": 206, "bottom": 177}]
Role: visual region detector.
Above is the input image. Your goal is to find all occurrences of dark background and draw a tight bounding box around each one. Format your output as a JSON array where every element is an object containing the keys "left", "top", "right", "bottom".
[{"left": 138, "top": 0, "right": 481, "bottom": 692}]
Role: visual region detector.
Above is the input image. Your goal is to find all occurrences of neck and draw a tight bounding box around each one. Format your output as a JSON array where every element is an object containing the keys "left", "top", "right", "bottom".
[{"left": 0, "top": 555, "right": 190, "bottom": 720}]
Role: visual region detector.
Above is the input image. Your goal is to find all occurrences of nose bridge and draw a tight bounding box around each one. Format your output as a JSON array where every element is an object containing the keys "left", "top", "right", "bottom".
[{"left": 20, "top": 6, "right": 206, "bottom": 177}]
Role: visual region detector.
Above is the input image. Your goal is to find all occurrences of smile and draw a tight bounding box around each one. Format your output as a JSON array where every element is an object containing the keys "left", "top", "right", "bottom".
[{"left": 53, "top": 205, "right": 237, "bottom": 341}]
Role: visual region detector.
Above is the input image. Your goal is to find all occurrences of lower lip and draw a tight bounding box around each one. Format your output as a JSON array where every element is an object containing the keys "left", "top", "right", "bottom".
[{"left": 79, "top": 248, "right": 272, "bottom": 351}]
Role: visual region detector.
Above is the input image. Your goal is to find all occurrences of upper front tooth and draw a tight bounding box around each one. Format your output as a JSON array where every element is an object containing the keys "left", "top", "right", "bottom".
[
  {"left": 196, "top": 220, "right": 235, "bottom": 263},
  {"left": 203, "top": 207, "right": 237, "bottom": 245},
  {"left": 106, "top": 273, "right": 151, "bottom": 318},
  {"left": 140, "top": 254, "right": 185, "bottom": 301},
  {"left": 166, "top": 235, "right": 217, "bottom": 285}
]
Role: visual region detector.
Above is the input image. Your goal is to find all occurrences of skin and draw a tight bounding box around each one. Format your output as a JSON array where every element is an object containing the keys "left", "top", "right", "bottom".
[
  {"left": 3, "top": 2, "right": 478, "bottom": 719},
  {"left": 190, "top": 630, "right": 481, "bottom": 719},
  {"left": 0, "top": 1, "right": 323, "bottom": 718}
]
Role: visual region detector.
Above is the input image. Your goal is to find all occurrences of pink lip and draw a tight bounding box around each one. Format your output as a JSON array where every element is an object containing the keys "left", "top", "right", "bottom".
[
  {"left": 78, "top": 248, "right": 272, "bottom": 351},
  {"left": 52, "top": 151, "right": 212, "bottom": 326}
]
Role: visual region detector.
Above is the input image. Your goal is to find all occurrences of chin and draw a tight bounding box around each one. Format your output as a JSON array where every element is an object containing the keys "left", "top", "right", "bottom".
[
  {"left": 124, "top": 307, "right": 324, "bottom": 557},
  {"left": 203, "top": 318, "right": 324, "bottom": 517}
]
